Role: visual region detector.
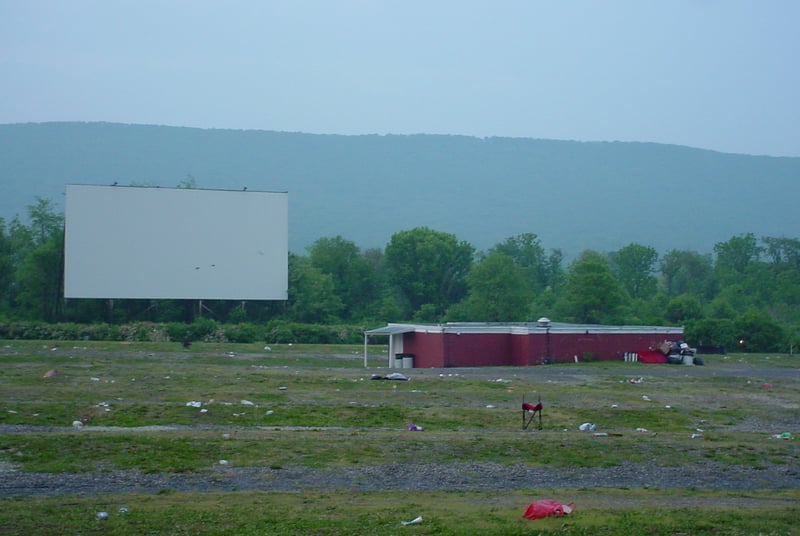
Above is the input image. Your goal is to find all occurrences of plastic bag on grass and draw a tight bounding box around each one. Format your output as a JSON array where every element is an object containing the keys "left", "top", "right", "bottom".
[{"left": 523, "top": 499, "right": 576, "bottom": 520}]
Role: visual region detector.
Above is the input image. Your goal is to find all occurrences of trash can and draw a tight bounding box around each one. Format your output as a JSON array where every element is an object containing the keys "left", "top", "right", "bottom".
[{"left": 395, "top": 353, "right": 414, "bottom": 369}]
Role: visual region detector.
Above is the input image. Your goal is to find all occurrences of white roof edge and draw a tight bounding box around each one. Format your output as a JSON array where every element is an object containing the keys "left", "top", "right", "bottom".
[{"left": 367, "top": 322, "right": 683, "bottom": 335}]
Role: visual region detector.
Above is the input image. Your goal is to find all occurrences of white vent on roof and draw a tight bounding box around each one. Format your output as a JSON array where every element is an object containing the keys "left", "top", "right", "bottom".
[{"left": 537, "top": 317, "right": 551, "bottom": 327}]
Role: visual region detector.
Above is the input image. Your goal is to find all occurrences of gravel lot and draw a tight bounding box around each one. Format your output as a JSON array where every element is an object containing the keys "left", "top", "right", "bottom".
[{"left": 1, "top": 457, "right": 799, "bottom": 498}]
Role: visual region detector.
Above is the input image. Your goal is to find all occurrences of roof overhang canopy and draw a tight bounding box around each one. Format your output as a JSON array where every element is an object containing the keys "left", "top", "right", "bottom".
[{"left": 364, "top": 325, "right": 416, "bottom": 336}]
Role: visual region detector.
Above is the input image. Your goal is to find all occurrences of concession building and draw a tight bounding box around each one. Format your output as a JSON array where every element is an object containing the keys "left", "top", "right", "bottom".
[{"left": 364, "top": 318, "right": 684, "bottom": 368}]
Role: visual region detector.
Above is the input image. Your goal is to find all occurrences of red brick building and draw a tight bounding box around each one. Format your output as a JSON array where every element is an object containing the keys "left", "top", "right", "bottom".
[{"left": 364, "top": 319, "right": 683, "bottom": 368}]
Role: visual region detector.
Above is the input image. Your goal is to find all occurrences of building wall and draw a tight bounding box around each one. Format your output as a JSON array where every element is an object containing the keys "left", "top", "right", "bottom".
[
  {"left": 511, "top": 333, "right": 534, "bottom": 366},
  {"left": 402, "top": 329, "right": 683, "bottom": 367},
  {"left": 442, "top": 332, "right": 513, "bottom": 367},
  {"left": 547, "top": 332, "right": 682, "bottom": 363},
  {"left": 401, "top": 331, "right": 445, "bottom": 368}
]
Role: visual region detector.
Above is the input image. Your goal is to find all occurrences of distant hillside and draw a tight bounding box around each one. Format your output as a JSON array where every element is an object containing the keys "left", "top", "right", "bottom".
[{"left": 1, "top": 122, "right": 798, "bottom": 257}]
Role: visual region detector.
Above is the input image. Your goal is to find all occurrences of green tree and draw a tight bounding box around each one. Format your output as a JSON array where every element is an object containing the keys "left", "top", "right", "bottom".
[
  {"left": 665, "top": 293, "right": 703, "bottom": 324},
  {"left": 610, "top": 243, "right": 658, "bottom": 299},
  {"left": 27, "top": 197, "right": 63, "bottom": 245},
  {"left": 713, "top": 233, "right": 762, "bottom": 284},
  {"left": 286, "top": 254, "right": 343, "bottom": 323},
  {"left": 0, "top": 218, "right": 13, "bottom": 313},
  {"left": 15, "top": 231, "right": 64, "bottom": 321},
  {"left": 759, "top": 236, "right": 800, "bottom": 326},
  {"left": 490, "top": 233, "right": 564, "bottom": 292},
  {"left": 762, "top": 236, "right": 800, "bottom": 269},
  {"left": 660, "top": 249, "right": 713, "bottom": 297},
  {"left": 12, "top": 199, "right": 65, "bottom": 321},
  {"left": 687, "top": 308, "right": 786, "bottom": 353},
  {"left": 686, "top": 317, "right": 736, "bottom": 349},
  {"left": 708, "top": 296, "right": 737, "bottom": 319},
  {"left": 6, "top": 216, "right": 35, "bottom": 268},
  {"left": 490, "top": 233, "right": 543, "bottom": 290},
  {"left": 384, "top": 227, "right": 474, "bottom": 317},
  {"left": 309, "top": 236, "right": 379, "bottom": 320},
  {"left": 561, "top": 250, "right": 626, "bottom": 324},
  {"left": 447, "top": 252, "right": 533, "bottom": 321},
  {"left": 733, "top": 309, "right": 785, "bottom": 352}
]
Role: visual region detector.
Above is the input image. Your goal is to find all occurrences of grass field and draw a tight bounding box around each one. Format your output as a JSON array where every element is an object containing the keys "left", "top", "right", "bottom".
[{"left": 1, "top": 340, "right": 798, "bottom": 535}]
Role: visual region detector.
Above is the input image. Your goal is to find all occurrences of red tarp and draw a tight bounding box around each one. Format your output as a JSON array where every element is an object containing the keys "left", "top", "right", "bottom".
[{"left": 636, "top": 350, "right": 668, "bottom": 363}]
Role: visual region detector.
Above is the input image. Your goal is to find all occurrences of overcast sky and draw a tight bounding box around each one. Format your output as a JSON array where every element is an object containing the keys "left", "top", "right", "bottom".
[{"left": 1, "top": 0, "right": 797, "bottom": 157}]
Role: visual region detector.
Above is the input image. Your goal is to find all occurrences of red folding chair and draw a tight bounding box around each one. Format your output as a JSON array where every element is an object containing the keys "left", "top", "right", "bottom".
[{"left": 522, "top": 394, "right": 543, "bottom": 430}]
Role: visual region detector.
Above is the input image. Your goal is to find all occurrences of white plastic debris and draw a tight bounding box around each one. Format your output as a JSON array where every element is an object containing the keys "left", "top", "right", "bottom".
[
  {"left": 386, "top": 372, "right": 409, "bottom": 381},
  {"left": 240, "top": 400, "right": 255, "bottom": 406},
  {"left": 186, "top": 401, "right": 203, "bottom": 408},
  {"left": 72, "top": 420, "right": 84, "bottom": 428},
  {"left": 579, "top": 423, "right": 597, "bottom": 432},
  {"left": 401, "top": 516, "right": 423, "bottom": 526},
  {"left": 95, "top": 511, "right": 109, "bottom": 520},
  {"left": 642, "top": 395, "right": 651, "bottom": 401},
  {"left": 219, "top": 459, "right": 228, "bottom": 465}
]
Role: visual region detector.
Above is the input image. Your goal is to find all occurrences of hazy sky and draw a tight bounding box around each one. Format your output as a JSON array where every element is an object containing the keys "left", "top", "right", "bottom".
[{"left": 1, "top": 0, "right": 798, "bottom": 156}]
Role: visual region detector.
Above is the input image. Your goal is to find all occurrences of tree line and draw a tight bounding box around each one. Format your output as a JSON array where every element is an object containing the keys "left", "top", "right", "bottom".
[{"left": 1, "top": 197, "right": 798, "bottom": 352}]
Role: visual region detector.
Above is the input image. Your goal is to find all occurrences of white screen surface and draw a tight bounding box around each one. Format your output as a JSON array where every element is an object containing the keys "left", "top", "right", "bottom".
[{"left": 64, "top": 185, "right": 288, "bottom": 300}]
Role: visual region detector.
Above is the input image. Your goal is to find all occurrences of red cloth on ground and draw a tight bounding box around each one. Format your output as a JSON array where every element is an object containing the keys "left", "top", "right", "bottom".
[{"left": 523, "top": 500, "right": 576, "bottom": 520}]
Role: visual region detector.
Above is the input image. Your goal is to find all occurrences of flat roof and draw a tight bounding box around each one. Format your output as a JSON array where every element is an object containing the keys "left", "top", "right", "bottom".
[{"left": 366, "top": 322, "right": 683, "bottom": 336}]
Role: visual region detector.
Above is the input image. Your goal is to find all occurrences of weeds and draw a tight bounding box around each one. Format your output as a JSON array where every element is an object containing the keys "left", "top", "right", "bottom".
[{"left": 0, "top": 342, "right": 798, "bottom": 534}]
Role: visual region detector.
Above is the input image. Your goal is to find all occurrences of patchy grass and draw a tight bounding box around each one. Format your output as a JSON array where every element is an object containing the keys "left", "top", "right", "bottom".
[
  {"left": 1, "top": 342, "right": 798, "bottom": 534},
  {"left": 0, "top": 489, "right": 797, "bottom": 536},
  {"left": 8, "top": 428, "right": 769, "bottom": 473}
]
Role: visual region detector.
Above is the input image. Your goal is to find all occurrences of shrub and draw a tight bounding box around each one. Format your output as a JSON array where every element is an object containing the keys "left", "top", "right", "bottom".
[
  {"left": 0, "top": 320, "right": 367, "bottom": 345},
  {"left": 184, "top": 318, "right": 217, "bottom": 341},
  {"left": 117, "top": 322, "right": 170, "bottom": 342},
  {"left": 225, "top": 323, "right": 263, "bottom": 343},
  {"left": 264, "top": 320, "right": 366, "bottom": 344}
]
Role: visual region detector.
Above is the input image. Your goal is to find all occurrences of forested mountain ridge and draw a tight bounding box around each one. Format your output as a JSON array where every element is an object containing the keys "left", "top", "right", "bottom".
[{"left": 1, "top": 121, "right": 798, "bottom": 256}]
